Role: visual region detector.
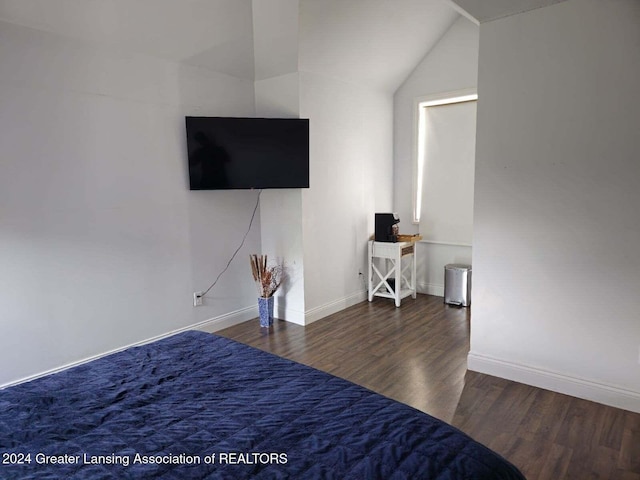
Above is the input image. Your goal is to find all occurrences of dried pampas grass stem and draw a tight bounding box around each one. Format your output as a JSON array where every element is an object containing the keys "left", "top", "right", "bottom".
[{"left": 249, "top": 254, "right": 283, "bottom": 298}]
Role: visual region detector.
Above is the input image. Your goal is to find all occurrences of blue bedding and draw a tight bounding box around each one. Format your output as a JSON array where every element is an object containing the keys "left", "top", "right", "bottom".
[{"left": 0, "top": 331, "right": 525, "bottom": 479}]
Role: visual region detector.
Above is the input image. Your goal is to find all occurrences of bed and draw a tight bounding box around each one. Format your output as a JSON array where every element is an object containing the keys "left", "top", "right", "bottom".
[{"left": 0, "top": 330, "right": 525, "bottom": 479}]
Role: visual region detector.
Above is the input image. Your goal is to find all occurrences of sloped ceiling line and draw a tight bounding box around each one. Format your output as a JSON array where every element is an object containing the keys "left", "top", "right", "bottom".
[{"left": 448, "top": 0, "right": 569, "bottom": 23}]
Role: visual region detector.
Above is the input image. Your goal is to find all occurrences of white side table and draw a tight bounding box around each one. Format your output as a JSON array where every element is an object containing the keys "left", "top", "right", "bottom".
[{"left": 368, "top": 239, "right": 418, "bottom": 307}]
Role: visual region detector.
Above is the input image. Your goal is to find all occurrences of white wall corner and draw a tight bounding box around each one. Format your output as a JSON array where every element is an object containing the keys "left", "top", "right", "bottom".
[
  {"left": 417, "top": 282, "right": 445, "bottom": 297},
  {"left": 304, "top": 291, "right": 368, "bottom": 325},
  {"left": 252, "top": 0, "right": 299, "bottom": 81},
  {"left": 275, "top": 304, "right": 306, "bottom": 326},
  {"left": 254, "top": 73, "right": 300, "bottom": 117},
  {"left": 468, "top": 353, "right": 640, "bottom": 414},
  {"left": 442, "top": 0, "right": 480, "bottom": 25}
]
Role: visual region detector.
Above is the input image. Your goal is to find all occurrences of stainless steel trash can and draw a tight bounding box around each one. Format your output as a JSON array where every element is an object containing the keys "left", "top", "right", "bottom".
[{"left": 444, "top": 264, "right": 471, "bottom": 307}]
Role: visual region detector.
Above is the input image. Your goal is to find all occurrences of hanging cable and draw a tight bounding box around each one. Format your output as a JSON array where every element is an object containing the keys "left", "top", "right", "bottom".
[{"left": 201, "top": 190, "right": 262, "bottom": 297}]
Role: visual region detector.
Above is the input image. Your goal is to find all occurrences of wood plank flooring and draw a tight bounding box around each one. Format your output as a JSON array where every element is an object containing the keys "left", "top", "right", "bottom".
[{"left": 217, "top": 294, "right": 640, "bottom": 480}]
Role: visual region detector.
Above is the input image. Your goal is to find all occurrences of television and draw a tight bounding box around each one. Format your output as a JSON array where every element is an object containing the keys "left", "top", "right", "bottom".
[{"left": 185, "top": 116, "right": 309, "bottom": 190}]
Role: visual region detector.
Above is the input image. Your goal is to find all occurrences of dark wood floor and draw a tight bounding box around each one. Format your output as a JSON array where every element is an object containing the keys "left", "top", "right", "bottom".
[{"left": 218, "top": 294, "right": 640, "bottom": 480}]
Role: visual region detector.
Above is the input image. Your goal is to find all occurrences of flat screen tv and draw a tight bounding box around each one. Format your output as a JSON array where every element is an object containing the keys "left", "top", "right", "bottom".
[{"left": 185, "top": 116, "right": 309, "bottom": 190}]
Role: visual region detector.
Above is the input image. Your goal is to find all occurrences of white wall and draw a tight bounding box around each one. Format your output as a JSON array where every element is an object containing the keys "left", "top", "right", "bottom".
[
  {"left": 298, "top": 0, "right": 394, "bottom": 320},
  {"left": 299, "top": 72, "right": 393, "bottom": 320},
  {"left": 254, "top": 72, "right": 307, "bottom": 324},
  {"left": 470, "top": 0, "right": 640, "bottom": 412},
  {"left": 252, "top": 0, "right": 307, "bottom": 325},
  {"left": 252, "top": 0, "right": 396, "bottom": 324},
  {"left": 393, "top": 17, "right": 479, "bottom": 295},
  {"left": 252, "top": 0, "right": 299, "bottom": 82},
  {"left": 0, "top": 19, "right": 260, "bottom": 386},
  {"left": 254, "top": 72, "right": 306, "bottom": 324}
]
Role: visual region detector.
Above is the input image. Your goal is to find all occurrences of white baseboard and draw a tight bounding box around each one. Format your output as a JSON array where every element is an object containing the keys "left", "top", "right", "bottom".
[
  {"left": 194, "top": 305, "right": 258, "bottom": 333},
  {"left": 200, "top": 305, "right": 331, "bottom": 331},
  {"left": 468, "top": 352, "right": 640, "bottom": 414},
  {"left": 417, "top": 282, "right": 444, "bottom": 297},
  {"left": 275, "top": 304, "right": 306, "bottom": 326},
  {"left": 304, "top": 290, "right": 368, "bottom": 325},
  {"left": 1, "top": 306, "right": 257, "bottom": 390},
  {"left": 236, "top": 303, "right": 314, "bottom": 327}
]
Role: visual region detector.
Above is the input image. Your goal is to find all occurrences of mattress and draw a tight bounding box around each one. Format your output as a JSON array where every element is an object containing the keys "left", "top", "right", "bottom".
[{"left": 0, "top": 330, "right": 525, "bottom": 479}]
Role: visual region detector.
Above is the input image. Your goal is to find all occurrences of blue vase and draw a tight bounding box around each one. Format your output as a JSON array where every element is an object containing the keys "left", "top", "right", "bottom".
[{"left": 258, "top": 296, "right": 274, "bottom": 327}]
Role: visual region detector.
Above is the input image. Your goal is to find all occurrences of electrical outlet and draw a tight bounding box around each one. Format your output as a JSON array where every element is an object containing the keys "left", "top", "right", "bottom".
[
  {"left": 193, "top": 292, "right": 203, "bottom": 307},
  {"left": 358, "top": 270, "right": 367, "bottom": 290}
]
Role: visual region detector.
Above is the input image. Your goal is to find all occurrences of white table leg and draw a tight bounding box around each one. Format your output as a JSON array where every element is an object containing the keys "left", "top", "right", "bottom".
[
  {"left": 394, "top": 247, "right": 401, "bottom": 307},
  {"left": 411, "top": 245, "right": 417, "bottom": 299},
  {"left": 368, "top": 241, "right": 373, "bottom": 301}
]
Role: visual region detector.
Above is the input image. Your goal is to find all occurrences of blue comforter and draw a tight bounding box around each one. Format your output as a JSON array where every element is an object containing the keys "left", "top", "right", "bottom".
[{"left": 0, "top": 331, "right": 525, "bottom": 479}]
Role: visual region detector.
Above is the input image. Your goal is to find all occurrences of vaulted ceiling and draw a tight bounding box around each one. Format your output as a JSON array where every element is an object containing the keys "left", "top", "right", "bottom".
[
  {"left": 0, "top": 0, "right": 458, "bottom": 93},
  {"left": 448, "top": 0, "right": 568, "bottom": 23},
  {"left": 0, "top": 0, "right": 568, "bottom": 93},
  {"left": 298, "top": 0, "right": 458, "bottom": 92},
  {"left": 0, "top": 0, "right": 257, "bottom": 79}
]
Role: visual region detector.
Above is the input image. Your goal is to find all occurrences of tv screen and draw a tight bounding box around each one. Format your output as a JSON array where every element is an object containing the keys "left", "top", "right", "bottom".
[{"left": 185, "top": 116, "right": 309, "bottom": 190}]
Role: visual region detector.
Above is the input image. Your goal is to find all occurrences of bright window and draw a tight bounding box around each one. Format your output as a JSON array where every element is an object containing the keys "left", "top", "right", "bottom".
[{"left": 414, "top": 90, "right": 477, "bottom": 245}]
